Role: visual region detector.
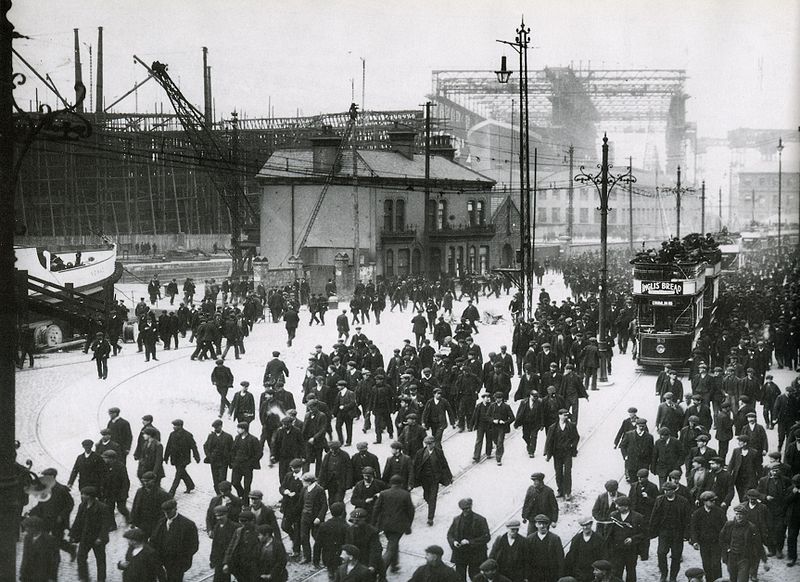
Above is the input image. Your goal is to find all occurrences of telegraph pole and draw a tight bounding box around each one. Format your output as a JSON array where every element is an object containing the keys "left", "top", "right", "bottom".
[
  {"left": 563, "top": 144, "right": 574, "bottom": 241},
  {"left": 628, "top": 155, "right": 633, "bottom": 251},
  {"left": 351, "top": 103, "right": 360, "bottom": 280},
  {"left": 700, "top": 180, "right": 705, "bottom": 234},
  {"left": 661, "top": 165, "right": 694, "bottom": 238}
]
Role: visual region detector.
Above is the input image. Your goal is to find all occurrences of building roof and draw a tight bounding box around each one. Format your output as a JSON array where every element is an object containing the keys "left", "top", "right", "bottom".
[{"left": 257, "top": 148, "right": 495, "bottom": 187}]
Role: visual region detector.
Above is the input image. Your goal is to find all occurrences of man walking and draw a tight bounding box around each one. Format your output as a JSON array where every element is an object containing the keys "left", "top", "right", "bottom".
[
  {"left": 164, "top": 419, "right": 200, "bottom": 497},
  {"left": 545, "top": 408, "right": 580, "bottom": 499},
  {"left": 373, "top": 474, "right": 415, "bottom": 575},
  {"left": 149, "top": 498, "right": 199, "bottom": 582},
  {"left": 230, "top": 422, "right": 262, "bottom": 500},
  {"left": 447, "top": 498, "right": 491, "bottom": 582},
  {"left": 650, "top": 481, "right": 691, "bottom": 582},
  {"left": 412, "top": 435, "right": 453, "bottom": 526},
  {"left": 69, "top": 486, "right": 111, "bottom": 582},
  {"left": 203, "top": 419, "right": 232, "bottom": 494}
]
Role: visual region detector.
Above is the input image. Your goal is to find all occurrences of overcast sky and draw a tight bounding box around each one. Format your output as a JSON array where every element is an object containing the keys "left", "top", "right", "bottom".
[{"left": 10, "top": 0, "right": 800, "bottom": 138}]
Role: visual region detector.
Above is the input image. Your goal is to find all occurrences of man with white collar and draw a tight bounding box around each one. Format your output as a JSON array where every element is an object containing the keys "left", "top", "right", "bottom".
[
  {"left": 148, "top": 498, "right": 199, "bottom": 582},
  {"left": 606, "top": 495, "right": 645, "bottom": 582},
  {"left": 528, "top": 514, "right": 564, "bottom": 582},
  {"left": 488, "top": 520, "right": 528, "bottom": 582},
  {"left": 739, "top": 412, "right": 768, "bottom": 463},
  {"left": 565, "top": 516, "right": 606, "bottom": 582},
  {"left": 545, "top": 408, "right": 580, "bottom": 500}
]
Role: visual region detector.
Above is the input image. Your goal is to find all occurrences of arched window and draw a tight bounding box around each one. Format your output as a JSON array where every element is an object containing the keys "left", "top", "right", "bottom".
[
  {"left": 395, "top": 199, "right": 406, "bottom": 231},
  {"left": 467, "top": 200, "right": 476, "bottom": 226},
  {"left": 383, "top": 199, "right": 394, "bottom": 231},
  {"left": 426, "top": 199, "right": 437, "bottom": 231},
  {"left": 385, "top": 249, "right": 394, "bottom": 276},
  {"left": 468, "top": 245, "right": 477, "bottom": 273},
  {"left": 438, "top": 200, "right": 448, "bottom": 230},
  {"left": 477, "top": 200, "right": 485, "bottom": 225},
  {"left": 479, "top": 246, "right": 489, "bottom": 274}
]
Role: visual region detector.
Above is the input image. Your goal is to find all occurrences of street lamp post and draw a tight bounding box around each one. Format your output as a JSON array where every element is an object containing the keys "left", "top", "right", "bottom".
[
  {"left": 777, "top": 137, "right": 783, "bottom": 252},
  {"left": 496, "top": 18, "right": 532, "bottom": 320},
  {"left": 575, "top": 134, "right": 635, "bottom": 383}
]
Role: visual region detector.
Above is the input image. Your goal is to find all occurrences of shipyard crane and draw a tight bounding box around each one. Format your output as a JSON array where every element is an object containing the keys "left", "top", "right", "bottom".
[
  {"left": 134, "top": 56, "right": 257, "bottom": 277},
  {"left": 293, "top": 102, "right": 359, "bottom": 259}
]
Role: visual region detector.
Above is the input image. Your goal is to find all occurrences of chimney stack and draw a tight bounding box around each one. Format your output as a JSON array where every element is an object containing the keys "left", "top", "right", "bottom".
[
  {"left": 430, "top": 135, "right": 456, "bottom": 161},
  {"left": 73, "top": 28, "right": 84, "bottom": 112},
  {"left": 95, "top": 27, "right": 103, "bottom": 113},
  {"left": 387, "top": 127, "right": 416, "bottom": 160},
  {"left": 310, "top": 132, "right": 342, "bottom": 174}
]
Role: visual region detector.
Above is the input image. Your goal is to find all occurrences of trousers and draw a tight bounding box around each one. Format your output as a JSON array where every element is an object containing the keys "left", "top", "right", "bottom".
[
  {"left": 77, "top": 541, "right": 107, "bottom": 581},
  {"left": 472, "top": 425, "right": 493, "bottom": 460},
  {"left": 656, "top": 532, "right": 684, "bottom": 580},
  {"left": 699, "top": 543, "right": 722, "bottom": 582},
  {"left": 553, "top": 454, "right": 573, "bottom": 495}
]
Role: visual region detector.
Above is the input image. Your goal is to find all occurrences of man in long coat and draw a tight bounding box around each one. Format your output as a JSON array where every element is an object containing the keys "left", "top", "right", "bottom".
[
  {"left": 446, "top": 498, "right": 491, "bottom": 582},
  {"left": 412, "top": 435, "right": 453, "bottom": 526}
]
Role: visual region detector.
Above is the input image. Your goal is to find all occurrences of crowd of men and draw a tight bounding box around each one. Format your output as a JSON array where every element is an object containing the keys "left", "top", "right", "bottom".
[{"left": 14, "top": 243, "right": 800, "bottom": 582}]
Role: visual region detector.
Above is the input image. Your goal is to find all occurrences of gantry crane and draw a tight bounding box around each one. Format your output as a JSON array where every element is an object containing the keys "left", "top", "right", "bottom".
[{"left": 135, "top": 57, "right": 257, "bottom": 277}]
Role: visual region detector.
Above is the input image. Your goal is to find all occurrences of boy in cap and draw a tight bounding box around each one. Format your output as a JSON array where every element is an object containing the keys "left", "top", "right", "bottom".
[{"left": 529, "top": 514, "right": 564, "bottom": 582}]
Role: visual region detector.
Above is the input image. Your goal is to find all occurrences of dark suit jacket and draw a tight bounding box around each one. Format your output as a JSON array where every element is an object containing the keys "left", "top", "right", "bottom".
[
  {"left": 606, "top": 509, "right": 646, "bottom": 556},
  {"left": 107, "top": 417, "right": 133, "bottom": 454},
  {"left": 203, "top": 430, "right": 233, "bottom": 466},
  {"left": 69, "top": 499, "right": 111, "bottom": 545},
  {"left": 19, "top": 532, "right": 60, "bottom": 582},
  {"left": 121, "top": 543, "right": 166, "bottom": 582},
  {"left": 521, "top": 484, "right": 559, "bottom": 524},
  {"left": 68, "top": 451, "right": 105, "bottom": 489},
  {"left": 381, "top": 453, "right": 412, "bottom": 489},
  {"left": 373, "top": 485, "right": 415, "bottom": 534},
  {"left": 545, "top": 421, "right": 580, "bottom": 458},
  {"left": 489, "top": 533, "right": 529, "bottom": 582},
  {"left": 651, "top": 437, "right": 683, "bottom": 477},
  {"left": 149, "top": 513, "right": 199, "bottom": 572},
  {"left": 300, "top": 484, "right": 328, "bottom": 522},
  {"left": 412, "top": 446, "right": 453, "bottom": 488},
  {"left": 447, "top": 511, "right": 491, "bottom": 564},
  {"left": 334, "top": 562, "right": 374, "bottom": 582}
]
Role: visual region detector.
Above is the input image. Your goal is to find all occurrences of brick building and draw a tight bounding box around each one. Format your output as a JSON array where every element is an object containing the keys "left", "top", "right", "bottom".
[{"left": 255, "top": 131, "right": 495, "bottom": 282}]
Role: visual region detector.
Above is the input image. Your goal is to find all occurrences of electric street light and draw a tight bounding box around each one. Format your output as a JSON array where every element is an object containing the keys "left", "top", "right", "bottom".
[
  {"left": 496, "top": 18, "right": 532, "bottom": 320},
  {"left": 575, "top": 134, "right": 635, "bottom": 383}
]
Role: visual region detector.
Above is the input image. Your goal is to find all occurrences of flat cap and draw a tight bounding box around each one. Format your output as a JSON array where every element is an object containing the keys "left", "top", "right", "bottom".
[
  {"left": 142, "top": 414, "right": 154, "bottom": 422},
  {"left": 248, "top": 490, "right": 263, "bottom": 499},
  {"left": 341, "top": 544, "right": 360, "bottom": 558},
  {"left": 101, "top": 450, "right": 117, "bottom": 459},
  {"left": 479, "top": 559, "right": 498, "bottom": 572},
  {"left": 658, "top": 427, "right": 671, "bottom": 435},
  {"left": 213, "top": 505, "right": 229, "bottom": 515},
  {"left": 123, "top": 527, "right": 147, "bottom": 542},
  {"left": 424, "top": 545, "right": 444, "bottom": 556},
  {"left": 699, "top": 491, "right": 717, "bottom": 502},
  {"left": 99, "top": 429, "right": 111, "bottom": 436},
  {"left": 80, "top": 486, "right": 98, "bottom": 497},
  {"left": 592, "top": 560, "right": 612, "bottom": 571},
  {"left": 506, "top": 519, "right": 521, "bottom": 528},
  {"left": 627, "top": 407, "right": 638, "bottom": 413},
  {"left": 108, "top": 407, "right": 120, "bottom": 414},
  {"left": 685, "top": 567, "right": 705, "bottom": 578},
  {"left": 636, "top": 468, "right": 650, "bottom": 478},
  {"left": 578, "top": 516, "right": 594, "bottom": 525},
  {"left": 696, "top": 434, "right": 710, "bottom": 442},
  {"left": 289, "top": 458, "right": 304, "bottom": 468},
  {"left": 615, "top": 496, "right": 630, "bottom": 506},
  {"left": 533, "top": 514, "right": 551, "bottom": 524},
  {"left": 663, "top": 482, "right": 678, "bottom": 491},
  {"left": 635, "top": 418, "right": 648, "bottom": 425},
  {"left": 733, "top": 504, "right": 748, "bottom": 514},
  {"left": 458, "top": 498, "right": 473, "bottom": 509},
  {"left": 746, "top": 488, "right": 761, "bottom": 498},
  {"left": 236, "top": 422, "right": 249, "bottom": 429},
  {"left": 361, "top": 467, "right": 375, "bottom": 476},
  {"left": 604, "top": 480, "right": 619, "bottom": 492},
  {"left": 160, "top": 498, "right": 177, "bottom": 510},
  {"left": 531, "top": 472, "right": 545, "bottom": 481}
]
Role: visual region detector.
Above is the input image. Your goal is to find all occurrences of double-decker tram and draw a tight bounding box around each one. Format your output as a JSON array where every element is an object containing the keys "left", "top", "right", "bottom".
[
  {"left": 631, "top": 235, "right": 721, "bottom": 368},
  {"left": 711, "top": 229, "right": 742, "bottom": 272}
]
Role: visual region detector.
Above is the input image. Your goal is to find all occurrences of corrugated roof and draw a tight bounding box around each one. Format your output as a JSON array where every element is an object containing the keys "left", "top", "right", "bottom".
[{"left": 257, "top": 148, "right": 495, "bottom": 185}]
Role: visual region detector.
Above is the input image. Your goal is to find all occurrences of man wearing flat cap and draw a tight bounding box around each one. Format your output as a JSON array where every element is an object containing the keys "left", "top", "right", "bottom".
[
  {"left": 118, "top": 527, "right": 165, "bottom": 582},
  {"left": 590, "top": 560, "right": 619, "bottom": 582},
  {"left": 650, "top": 481, "right": 691, "bottom": 582},
  {"left": 69, "top": 486, "right": 111, "bottom": 582},
  {"left": 472, "top": 558, "right": 512, "bottom": 582},
  {"left": 605, "top": 495, "right": 645, "bottom": 582},
  {"left": 203, "top": 419, "right": 233, "bottom": 494},
  {"left": 529, "top": 514, "right": 565, "bottom": 582},
  {"left": 99, "top": 449, "right": 131, "bottom": 524},
  {"left": 230, "top": 421, "right": 262, "bottom": 500},
  {"left": 334, "top": 543, "right": 372, "bottom": 582},
  {"left": 408, "top": 545, "right": 459, "bottom": 582},
  {"left": 130, "top": 472, "right": 171, "bottom": 538},
  {"left": 619, "top": 417, "right": 654, "bottom": 484},
  {"left": 522, "top": 472, "right": 559, "bottom": 534},
  {"left": 684, "top": 566, "right": 704, "bottom": 582},
  {"left": 106, "top": 407, "right": 133, "bottom": 464},
  {"left": 652, "top": 427, "right": 683, "bottom": 488},
  {"left": 728, "top": 434, "right": 762, "bottom": 502},
  {"left": 19, "top": 515, "right": 60, "bottom": 582},
  {"left": 28, "top": 467, "right": 76, "bottom": 560},
  {"left": 208, "top": 504, "right": 238, "bottom": 582},
  {"left": 757, "top": 463, "right": 791, "bottom": 559},
  {"left": 68, "top": 439, "right": 105, "bottom": 492},
  {"left": 412, "top": 435, "right": 453, "bottom": 526},
  {"left": 164, "top": 419, "right": 201, "bottom": 497},
  {"left": 488, "top": 520, "right": 528, "bottom": 582},
  {"left": 345, "top": 508, "right": 383, "bottom": 576},
  {"left": 690, "top": 491, "right": 725, "bottom": 582},
  {"left": 545, "top": 408, "right": 580, "bottom": 500},
  {"left": 447, "top": 498, "right": 491, "bottom": 582},
  {"left": 719, "top": 504, "right": 767, "bottom": 582},
  {"left": 564, "top": 517, "right": 606, "bottom": 582},
  {"left": 150, "top": 498, "right": 199, "bottom": 582}
]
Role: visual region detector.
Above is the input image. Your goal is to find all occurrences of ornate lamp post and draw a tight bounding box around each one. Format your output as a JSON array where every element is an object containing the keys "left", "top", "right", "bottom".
[
  {"left": 575, "top": 134, "right": 634, "bottom": 383},
  {"left": 496, "top": 18, "right": 532, "bottom": 320}
]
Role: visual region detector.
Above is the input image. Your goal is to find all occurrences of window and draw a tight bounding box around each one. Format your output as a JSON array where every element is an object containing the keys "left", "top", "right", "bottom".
[
  {"left": 479, "top": 246, "right": 489, "bottom": 274},
  {"left": 579, "top": 208, "right": 588, "bottom": 223},
  {"left": 467, "top": 200, "right": 476, "bottom": 226},
  {"left": 383, "top": 200, "right": 394, "bottom": 231},
  {"left": 551, "top": 207, "right": 560, "bottom": 223},
  {"left": 457, "top": 247, "right": 464, "bottom": 276},
  {"left": 395, "top": 199, "right": 406, "bottom": 231},
  {"left": 536, "top": 208, "right": 546, "bottom": 223},
  {"left": 468, "top": 246, "right": 477, "bottom": 273},
  {"left": 448, "top": 246, "right": 456, "bottom": 274},
  {"left": 385, "top": 249, "right": 394, "bottom": 276},
  {"left": 477, "top": 200, "right": 486, "bottom": 225},
  {"left": 426, "top": 199, "right": 437, "bottom": 231},
  {"left": 438, "top": 200, "right": 448, "bottom": 230},
  {"left": 397, "top": 248, "right": 410, "bottom": 276}
]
